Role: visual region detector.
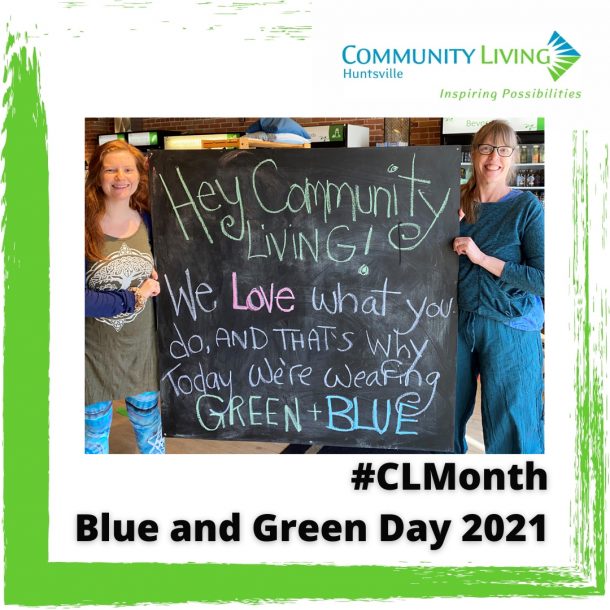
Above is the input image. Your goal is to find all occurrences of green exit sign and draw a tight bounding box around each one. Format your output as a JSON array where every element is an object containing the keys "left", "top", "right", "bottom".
[{"left": 329, "top": 124, "right": 345, "bottom": 141}]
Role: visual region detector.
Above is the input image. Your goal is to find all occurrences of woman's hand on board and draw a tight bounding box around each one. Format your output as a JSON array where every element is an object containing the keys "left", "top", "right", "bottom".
[
  {"left": 453, "top": 236, "right": 484, "bottom": 265},
  {"left": 139, "top": 277, "right": 161, "bottom": 299},
  {"left": 453, "top": 237, "right": 506, "bottom": 278}
]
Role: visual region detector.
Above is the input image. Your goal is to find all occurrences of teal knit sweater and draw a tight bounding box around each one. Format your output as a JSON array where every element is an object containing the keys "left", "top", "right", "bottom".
[{"left": 458, "top": 189, "right": 544, "bottom": 328}]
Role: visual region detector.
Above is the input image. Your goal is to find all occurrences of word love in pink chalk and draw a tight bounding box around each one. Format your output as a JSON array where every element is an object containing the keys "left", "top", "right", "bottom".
[{"left": 232, "top": 272, "right": 295, "bottom": 313}]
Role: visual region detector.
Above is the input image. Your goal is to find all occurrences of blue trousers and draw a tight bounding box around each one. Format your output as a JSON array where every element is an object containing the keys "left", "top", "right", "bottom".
[
  {"left": 455, "top": 312, "right": 544, "bottom": 454},
  {"left": 85, "top": 391, "right": 165, "bottom": 454}
]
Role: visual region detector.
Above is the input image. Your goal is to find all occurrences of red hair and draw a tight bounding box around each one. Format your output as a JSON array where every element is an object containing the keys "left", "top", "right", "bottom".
[{"left": 85, "top": 140, "right": 149, "bottom": 261}]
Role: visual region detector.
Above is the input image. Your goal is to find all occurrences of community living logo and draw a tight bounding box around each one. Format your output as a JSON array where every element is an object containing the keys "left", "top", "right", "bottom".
[
  {"left": 545, "top": 32, "right": 580, "bottom": 81},
  {"left": 341, "top": 31, "right": 581, "bottom": 82}
]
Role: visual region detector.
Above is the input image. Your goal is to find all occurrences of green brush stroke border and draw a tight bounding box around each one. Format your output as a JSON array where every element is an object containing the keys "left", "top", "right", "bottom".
[{"left": 2, "top": 35, "right": 606, "bottom": 606}]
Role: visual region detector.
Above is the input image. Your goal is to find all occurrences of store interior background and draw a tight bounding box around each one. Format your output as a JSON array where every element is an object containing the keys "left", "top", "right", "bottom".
[
  {"left": 85, "top": 117, "right": 546, "bottom": 454},
  {"left": 86, "top": 117, "right": 438, "bottom": 161}
]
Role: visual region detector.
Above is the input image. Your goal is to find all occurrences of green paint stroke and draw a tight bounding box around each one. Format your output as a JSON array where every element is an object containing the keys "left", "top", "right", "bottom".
[
  {"left": 2, "top": 32, "right": 50, "bottom": 600},
  {"left": 571, "top": 130, "right": 607, "bottom": 591},
  {"left": 59, "top": 1, "right": 312, "bottom": 41},
  {"left": 602, "top": 144, "right": 608, "bottom": 251},
  {"left": 109, "top": 0, "right": 153, "bottom": 9},
  {"left": 0, "top": 29, "right": 606, "bottom": 604}
]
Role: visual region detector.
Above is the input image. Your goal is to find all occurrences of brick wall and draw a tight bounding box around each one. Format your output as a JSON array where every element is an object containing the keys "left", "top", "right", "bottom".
[
  {"left": 84, "top": 118, "right": 115, "bottom": 163},
  {"left": 85, "top": 117, "right": 442, "bottom": 161},
  {"left": 409, "top": 118, "right": 442, "bottom": 146},
  {"left": 139, "top": 117, "right": 386, "bottom": 145}
]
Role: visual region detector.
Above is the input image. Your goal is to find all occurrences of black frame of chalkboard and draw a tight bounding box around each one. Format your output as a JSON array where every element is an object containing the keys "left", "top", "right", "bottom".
[{"left": 149, "top": 145, "right": 461, "bottom": 452}]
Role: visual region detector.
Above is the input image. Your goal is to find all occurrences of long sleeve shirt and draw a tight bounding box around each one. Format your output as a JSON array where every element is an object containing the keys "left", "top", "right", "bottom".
[{"left": 458, "top": 190, "right": 544, "bottom": 330}]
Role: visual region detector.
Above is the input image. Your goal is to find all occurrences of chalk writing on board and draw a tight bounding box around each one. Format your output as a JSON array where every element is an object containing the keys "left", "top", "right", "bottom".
[
  {"left": 151, "top": 147, "right": 460, "bottom": 451},
  {"left": 157, "top": 154, "right": 451, "bottom": 257}
]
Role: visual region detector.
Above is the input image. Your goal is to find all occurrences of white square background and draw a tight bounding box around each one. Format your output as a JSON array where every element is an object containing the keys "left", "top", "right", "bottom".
[{"left": 2, "top": 0, "right": 608, "bottom": 606}]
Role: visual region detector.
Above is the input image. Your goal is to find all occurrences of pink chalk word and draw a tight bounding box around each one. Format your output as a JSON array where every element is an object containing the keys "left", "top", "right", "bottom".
[{"left": 232, "top": 272, "right": 295, "bottom": 313}]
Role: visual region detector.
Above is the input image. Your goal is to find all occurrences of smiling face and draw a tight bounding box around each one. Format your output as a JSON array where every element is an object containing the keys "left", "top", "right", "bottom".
[
  {"left": 473, "top": 140, "right": 515, "bottom": 187},
  {"left": 470, "top": 120, "right": 519, "bottom": 189},
  {"left": 99, "top": 151, "right": 140, "bottom": 204}
]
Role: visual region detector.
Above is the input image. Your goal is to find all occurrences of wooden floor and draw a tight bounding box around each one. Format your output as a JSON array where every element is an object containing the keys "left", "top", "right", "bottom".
[{"left": 109, "top": 390, "right": 484, "bottom": 454}]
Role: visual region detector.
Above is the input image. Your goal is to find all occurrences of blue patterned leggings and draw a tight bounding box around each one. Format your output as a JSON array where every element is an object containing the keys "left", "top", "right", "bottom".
[{"left": 85, "top": 391, "right": 165, "bottom": 454}]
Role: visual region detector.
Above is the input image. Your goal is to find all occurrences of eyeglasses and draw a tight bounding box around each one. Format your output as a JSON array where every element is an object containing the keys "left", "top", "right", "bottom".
[{"left": 477, "top": 144, "right": 514, "bottom": 157}]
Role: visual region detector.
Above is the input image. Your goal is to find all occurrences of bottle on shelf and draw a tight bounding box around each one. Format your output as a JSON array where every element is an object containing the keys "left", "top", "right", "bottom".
[
  {"left": 519, "top": 145, "right": 527, "bottom": 163},
  {"left": 532, "top": 145, "right": 540, "bottom": 163},
  {"left": 516, "top": 169, "right": 524, "bottom": 187},
  {"left": 520, "top": 144, "right": 531, "bottom": 164}
]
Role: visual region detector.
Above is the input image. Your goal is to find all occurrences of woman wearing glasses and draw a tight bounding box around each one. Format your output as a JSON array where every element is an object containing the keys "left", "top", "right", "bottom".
[{"left": 452, "top": 120, "right": 544, "bottom": 453}]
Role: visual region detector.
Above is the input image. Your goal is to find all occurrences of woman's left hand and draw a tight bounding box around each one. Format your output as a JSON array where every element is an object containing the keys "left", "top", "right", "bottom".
[{"left": 453, "top": 236, "right": 485, "bottom": 265}]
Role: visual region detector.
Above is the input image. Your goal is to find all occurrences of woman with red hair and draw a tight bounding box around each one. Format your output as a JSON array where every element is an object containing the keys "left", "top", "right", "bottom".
[{"left": 84, "top": 140, "right": 164, "bottom": 454}]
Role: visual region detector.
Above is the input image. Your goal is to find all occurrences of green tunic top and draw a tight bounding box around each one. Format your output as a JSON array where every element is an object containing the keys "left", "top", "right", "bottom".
[{"left": 85, "top": 222, "right": 158, "bottom": 404}]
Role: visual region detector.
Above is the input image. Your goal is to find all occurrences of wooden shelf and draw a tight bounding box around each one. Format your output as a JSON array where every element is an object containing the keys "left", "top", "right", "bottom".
[{"left": 201, "top": 136, "right": 311, "bottom": 150}]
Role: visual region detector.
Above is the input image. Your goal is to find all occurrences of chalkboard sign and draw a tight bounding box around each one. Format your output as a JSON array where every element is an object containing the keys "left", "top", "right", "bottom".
[{"left": 150, "top": 147, "right": 460, "bottom": 451}]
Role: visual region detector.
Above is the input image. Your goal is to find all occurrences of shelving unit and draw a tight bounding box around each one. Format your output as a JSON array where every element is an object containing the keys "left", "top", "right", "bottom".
[
  {"left": 459, "top": 147, "right": 544, "bottom": 204},
  {"left": 444, "top": 123, "right": 545, "bottom": 205},
  {"left": 201, "top": 136, "right": 311, "bottom": 150}
]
